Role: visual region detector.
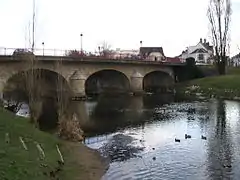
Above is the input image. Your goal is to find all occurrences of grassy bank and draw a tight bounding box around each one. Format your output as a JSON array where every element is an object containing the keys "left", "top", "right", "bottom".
[
  {"left": 0, "top": 108, "right": 107, "bottom": 180},
  {"left": 176, "top": 74, "right": 240, "bottom": 100}
]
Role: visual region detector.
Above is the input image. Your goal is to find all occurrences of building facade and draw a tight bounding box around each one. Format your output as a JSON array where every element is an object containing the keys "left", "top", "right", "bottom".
[
  {"left": 178, "top": 38, "right": 214, "bottom": 64},
  {"left": 230, "top": 53, "right": 240, "bottom": 67},
  {"left": 140, "top": 47, "right": 165, "bottom": 61}
]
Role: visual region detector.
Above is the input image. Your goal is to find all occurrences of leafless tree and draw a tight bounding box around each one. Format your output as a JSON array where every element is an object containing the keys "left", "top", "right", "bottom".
[
  {"left": 99, "top": 41, "right": 114, "bottom": 58},
  {"left": 55, "top": 59, "right": 84, "bottom": 141},
  {"left": 55, "top": 58, "right": 67, "bottom": 119},
  {"left": 23, "top": 55, "right": 43, "bottom": 126},
  {"left": 207, "top": 0, "right": 232, "bottom": 74}
]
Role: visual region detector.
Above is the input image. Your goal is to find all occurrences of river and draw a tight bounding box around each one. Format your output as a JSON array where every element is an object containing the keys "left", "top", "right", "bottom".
[{"left": 79, "top": 94, "right": 240, "bottom": 180}]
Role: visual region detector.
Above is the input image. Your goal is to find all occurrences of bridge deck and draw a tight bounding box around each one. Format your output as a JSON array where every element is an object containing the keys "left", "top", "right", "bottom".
[{"left": 0, "top": 55, "right": 185, "bottom": 66}]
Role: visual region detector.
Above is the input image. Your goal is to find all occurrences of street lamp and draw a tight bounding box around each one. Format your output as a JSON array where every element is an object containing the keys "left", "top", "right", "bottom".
[
  {"left": 80, "top": 33, "right": 83, "bottom": 55},
  {"left": 140, "top": 41, "right": 143, "bottom": 59},
  {"left": 98, "top": 46, "right": 101, "bottom": 56},
  {"left": 42, "top": 42, "right": 45, "bottom": 56}
]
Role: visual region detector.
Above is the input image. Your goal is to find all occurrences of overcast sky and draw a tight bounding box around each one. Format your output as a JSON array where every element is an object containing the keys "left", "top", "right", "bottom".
[{"left": 0, "top": 0, "right": 240, "bottom": 57}]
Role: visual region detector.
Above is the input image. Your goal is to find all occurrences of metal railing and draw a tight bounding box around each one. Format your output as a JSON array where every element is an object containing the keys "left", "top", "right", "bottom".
[
  {"left": 0, "top": 47, "right": 69, "bottom": 56},
  {"left": 0, "top": 47, "right": 185, "bottom": 64}
]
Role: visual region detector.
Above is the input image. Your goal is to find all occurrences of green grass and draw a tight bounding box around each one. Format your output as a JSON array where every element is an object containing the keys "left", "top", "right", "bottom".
[
  {"left": 177, "top": 74, "right": 240, "bottom": 99},
  {"left": 0, "top": 108, "right": 62, "bottom": 180},
  {"left": 227, "top": 67, "right": 240, "bottom": 75},
  {"left": 0, "top": 108, "right": 106, "bottom": 180},
  {"left": 188, "top": 75, "right": 240, "bottom": 91}
]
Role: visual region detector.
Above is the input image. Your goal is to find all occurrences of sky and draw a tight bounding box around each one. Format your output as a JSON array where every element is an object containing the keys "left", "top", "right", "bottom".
[{"left": 0, "top": 0, "right": 240, "bottom": 57}]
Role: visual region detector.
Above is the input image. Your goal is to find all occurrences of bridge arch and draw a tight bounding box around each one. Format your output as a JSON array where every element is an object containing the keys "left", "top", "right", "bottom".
[
  {"left": 3, "top": 69, "right": 71, "bottom": 130},
  {"left": 143, "top": 71, "right": 174, "bottom": 93},
  {"left": 85, "top": 69, "right": 130, "bottom": 96},
  {"left": 3, "top": 68, "right": 71, "bottom": 98}
]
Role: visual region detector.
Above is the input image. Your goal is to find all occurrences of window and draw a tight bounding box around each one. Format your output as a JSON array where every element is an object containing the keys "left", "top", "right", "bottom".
[{"left": 198, "top": 54, "right": 204, "bottom": 60}]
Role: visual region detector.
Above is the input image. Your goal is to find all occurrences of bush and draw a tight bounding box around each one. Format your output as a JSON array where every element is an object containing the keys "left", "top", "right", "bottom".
[{"left": 57, "top": 113, "right": 84, "bottom": 142}]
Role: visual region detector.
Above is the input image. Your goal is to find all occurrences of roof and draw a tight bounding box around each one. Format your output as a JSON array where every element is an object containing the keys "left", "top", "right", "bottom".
[
  {"left": 232, "top": 53, "right": 240, "bottom": 59},
  {"left": 165, "top": 57, "right": 181, "bottom": 63},
  {"left": 202, "top": 43, "right": 213, "bottom": 52},
  {"left": 140, "top": 47, "right": 165, "bottom": 57},
  {"left": 190, "top": 48, "right": 208, "bottom": 54}
]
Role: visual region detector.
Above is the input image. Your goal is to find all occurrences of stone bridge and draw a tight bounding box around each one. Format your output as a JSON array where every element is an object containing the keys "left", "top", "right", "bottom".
[{"left": 0, "top": 55, "right": 186, "bottom": 98}]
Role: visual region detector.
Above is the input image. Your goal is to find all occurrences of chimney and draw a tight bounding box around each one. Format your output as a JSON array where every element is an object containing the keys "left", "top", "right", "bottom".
[
  {"left": 200, "top": 38, "right": 202, "bottom": 43},
  {"left": 204, "top": 39, "right": 206, "bottom": 44}
]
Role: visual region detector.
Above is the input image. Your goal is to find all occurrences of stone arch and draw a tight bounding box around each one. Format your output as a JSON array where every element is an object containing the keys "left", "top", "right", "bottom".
[
  {"left": 3, "top": 68, "right": 71, "bottom": 130},
  {"left": 85, "top": 69, "right": 130, "bottom": 96},
  {"left": 3, "top": 68, "right": 70, "bottom": 96},
  {"left": 143, "top": 71, "right": 174, "bottom": 93}
]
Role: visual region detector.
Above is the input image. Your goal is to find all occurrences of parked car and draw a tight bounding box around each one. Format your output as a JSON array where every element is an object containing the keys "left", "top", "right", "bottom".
[
  {"left": 16, "top": 109, "right": 30, "bottom": 118},
  {"left": 16, "top": 103, "right": 30, "bottom": 118},
  {"left": 12, "top": 49, "right": 34, "bottom": 56}
]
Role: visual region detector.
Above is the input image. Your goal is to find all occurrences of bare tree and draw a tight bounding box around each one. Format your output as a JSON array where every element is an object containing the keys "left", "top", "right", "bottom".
[
  {"left": 23, "top": 55, "right": 43, "bottom": 126},
  {"left": 207, "top": 0, "right": 232, "bottom": 75},
  {"left": 99, "top": 41, "right": 114, "bottom": 58},
  {"left": 55, "top": 60, "right": 84, "bottom": 141}
]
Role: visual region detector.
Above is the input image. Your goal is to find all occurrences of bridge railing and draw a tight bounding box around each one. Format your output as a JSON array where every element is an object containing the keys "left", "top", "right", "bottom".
[
  {"left": 0, "top": 47, "right": 69, "bottom": 56},
  {"left": 0, "top": 47, "right": 185, "bottom": 64}
]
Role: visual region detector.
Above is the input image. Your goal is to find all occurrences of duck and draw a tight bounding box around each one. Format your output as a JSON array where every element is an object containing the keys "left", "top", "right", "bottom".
[
  {"left": 201, "top": 135, "right": 207, "bottom": 140},
  {"left": 175, "top": 138, "right": 180, "bottom": 142},
  {"left": 152, "top": 157, "right": 156, "bottom": 161},
  {"left": 185, "top": 134, "right": 191, "bottom": 139}
]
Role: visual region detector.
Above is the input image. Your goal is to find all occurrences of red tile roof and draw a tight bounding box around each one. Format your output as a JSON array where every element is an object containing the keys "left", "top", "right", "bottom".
[{"left": 165, "top": 57, "right": 181, "bottom": 63}]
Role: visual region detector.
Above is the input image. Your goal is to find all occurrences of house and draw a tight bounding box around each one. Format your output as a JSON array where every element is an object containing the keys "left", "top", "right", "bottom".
[
  {"left": 230, "top": 53, "right": 240, "bottom": 67},
  {"left": 113, "top": 48, "right": 139, "bottom": 59},
  {"left": 178, "top": 38, "right": 214, "bottom": 64},
  {"left": 139, "top": 47, "right": 165, "bottom": 61}
]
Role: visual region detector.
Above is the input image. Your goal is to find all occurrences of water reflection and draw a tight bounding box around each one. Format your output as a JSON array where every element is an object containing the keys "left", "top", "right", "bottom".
[
  {"left": 99, "top": 134, "right": 144, "bottom": 162},
  {"left": 207, "top": 100, "right": 233, "bottom": 179},
  {"left": 80, "top": 97, "right": 240, "bottom": 180},
  {"left": 76, "top": 94, "right": 175, "bottom": 135}
]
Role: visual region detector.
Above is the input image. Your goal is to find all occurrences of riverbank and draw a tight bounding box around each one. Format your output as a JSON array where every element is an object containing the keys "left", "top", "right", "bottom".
[
  {"left": 176, "top": 74, "right": 240, "bottom": 100},
  {"left": 0, "top": 107, "right": 108, "bottom": 180}
]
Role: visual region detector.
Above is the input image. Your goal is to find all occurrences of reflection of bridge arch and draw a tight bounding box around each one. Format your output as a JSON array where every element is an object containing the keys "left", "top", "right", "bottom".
[
  {"left": 143, "top": 71, "right": 174, "bottom": 93},
  {"left": 85, "top": 69, "right": 130, "bottom": 96}
]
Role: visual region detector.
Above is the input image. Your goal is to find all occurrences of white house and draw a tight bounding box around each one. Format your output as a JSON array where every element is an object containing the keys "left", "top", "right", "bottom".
[
  {"left": 230, "top": 53, "right": 240, "bottom": 67},
  {"left": 178, "top": 38, "right": 214, "bottom": 64},
  {"left": 113, "top": 48, "right": 139, "bottom": 59}
]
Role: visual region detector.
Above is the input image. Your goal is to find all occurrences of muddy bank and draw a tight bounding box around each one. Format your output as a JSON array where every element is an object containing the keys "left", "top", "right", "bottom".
[{"left": 61, "top": 141, "right": 109, "bottom": 180}]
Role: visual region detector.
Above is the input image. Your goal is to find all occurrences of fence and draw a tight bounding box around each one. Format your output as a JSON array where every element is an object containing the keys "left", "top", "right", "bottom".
[
  {"left": 0, "top": 47, "right": 185, "bottom": 64},
  {"left": 0, "top": 47, "right": 70, "bottom": 56}
]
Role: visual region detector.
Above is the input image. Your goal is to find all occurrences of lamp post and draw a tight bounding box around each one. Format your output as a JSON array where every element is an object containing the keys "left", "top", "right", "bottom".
[
  {"left": 98, "top": 46, "right": 101, "bottom": 56},
  {"left": 140, "top": 41, "right": 143, "bottom": 59},
  {"left": 42, "top": 42, "right": 45, "bottom": 56},
  {"left": 80, "top": 33, "right": 83, "bottom": 55}
]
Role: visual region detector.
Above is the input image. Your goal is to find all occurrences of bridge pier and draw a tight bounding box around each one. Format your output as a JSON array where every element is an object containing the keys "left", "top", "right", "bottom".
[
  {"left": 69, "top": 72, "right": 86, "bottom": 98},
  {"left": 130, "top": 71, "right": 144, "bottom": 96}
]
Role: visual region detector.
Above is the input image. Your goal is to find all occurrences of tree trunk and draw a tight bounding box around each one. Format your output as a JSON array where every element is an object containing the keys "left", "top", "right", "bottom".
[{"left": 216, "top": 59, "right": 226, "bottom": 75}]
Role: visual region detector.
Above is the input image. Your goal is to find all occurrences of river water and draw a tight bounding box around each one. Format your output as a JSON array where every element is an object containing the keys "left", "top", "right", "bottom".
[{"left": 82, "top": 94, "right": 240, "bottom": 180}]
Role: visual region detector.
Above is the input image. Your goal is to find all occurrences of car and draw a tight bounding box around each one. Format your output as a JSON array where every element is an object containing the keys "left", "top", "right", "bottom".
[
  {"left": 16, "top": 103, "right": 30, "bottom": 118},
  {"left": 12, "top": 49, "right": 34, "bottom": 56}
]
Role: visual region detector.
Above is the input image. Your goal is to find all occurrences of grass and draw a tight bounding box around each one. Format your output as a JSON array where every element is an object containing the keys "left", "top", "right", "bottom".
[
  {"left": 187, "top": 75, "right": 240, "bottom": 91},
  {"left": 176, "top": 73, "right": 240, "bottom": 99},
  {"left": 0, "top": 108, "right": 61, "bottom": 180},
  {"left": 0, "top": 108, "right": 106, "bottom": 180},
  {"left": 227, "top": 67, "right": 240, "bottom": 75}
]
